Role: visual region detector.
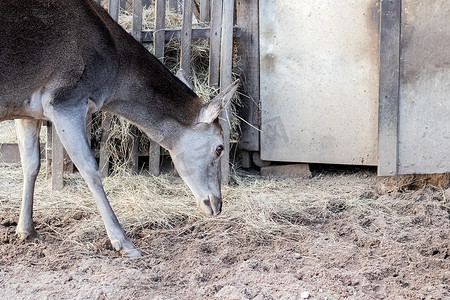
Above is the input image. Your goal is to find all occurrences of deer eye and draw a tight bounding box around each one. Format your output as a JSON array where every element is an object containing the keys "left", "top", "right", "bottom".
[{"left": 216, "top": 145, "right": 224, "bottom": 157}]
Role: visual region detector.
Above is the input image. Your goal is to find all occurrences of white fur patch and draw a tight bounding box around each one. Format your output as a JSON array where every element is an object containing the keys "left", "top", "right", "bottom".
[{"left": 27, "top": 89, "right": 49, "bottom": 119}]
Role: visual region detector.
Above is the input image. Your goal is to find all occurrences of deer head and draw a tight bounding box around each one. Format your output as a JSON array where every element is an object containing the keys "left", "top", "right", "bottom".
[{"left": 169, "top": 78, "right": 239, "bottom": 216}]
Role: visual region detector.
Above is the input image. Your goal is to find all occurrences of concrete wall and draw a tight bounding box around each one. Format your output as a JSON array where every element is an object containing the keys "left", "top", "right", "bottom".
[{"left": 260, "top": 0, "right": 380, "bottom": 165}]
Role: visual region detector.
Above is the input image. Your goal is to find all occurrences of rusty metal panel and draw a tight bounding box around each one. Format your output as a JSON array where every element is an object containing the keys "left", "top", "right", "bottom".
[
  {"left": 260, "top": 0, "right": 380, "bottom": 165},
  {"left": 397, "top": 0, "right": 450, "bottom": 174}
]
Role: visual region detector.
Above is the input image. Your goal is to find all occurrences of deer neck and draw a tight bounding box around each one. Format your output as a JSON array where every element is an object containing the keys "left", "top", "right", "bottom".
[{"left": 101, "top": 56, "right": 203, "bottom": 150}]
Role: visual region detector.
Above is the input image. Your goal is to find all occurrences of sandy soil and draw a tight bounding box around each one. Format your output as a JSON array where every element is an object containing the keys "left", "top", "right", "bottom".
[{"left": 1, "top": 165, "right": 450, "bottom": 299}]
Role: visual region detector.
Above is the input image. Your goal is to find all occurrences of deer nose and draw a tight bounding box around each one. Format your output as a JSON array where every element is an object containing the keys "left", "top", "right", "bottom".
[{"left": 200, "top": 195, "right": 222, "bottom": 216}]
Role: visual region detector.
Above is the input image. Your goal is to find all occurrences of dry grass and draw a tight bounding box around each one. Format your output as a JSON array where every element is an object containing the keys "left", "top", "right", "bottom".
[
  {"left": 0, "top": 165, "right": 381, "bottom": 253},
  {"left": 0, "top": 121, "right": 47, "bottom": 144}
]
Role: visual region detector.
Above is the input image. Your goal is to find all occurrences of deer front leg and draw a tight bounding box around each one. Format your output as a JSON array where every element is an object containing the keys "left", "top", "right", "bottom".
[
  {"left": 15, "top": 119, "right": 42, "bottom": 240},
  {"left": 50, "top": 108, "right": 141, "bottom": 257}
]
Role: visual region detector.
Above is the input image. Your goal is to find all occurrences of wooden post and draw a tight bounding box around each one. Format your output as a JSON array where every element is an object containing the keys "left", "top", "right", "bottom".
[
  {"left": 146, "top": 0, "right": 167, "bottom": 176},
  {"left": 108, "top": 0, "right": 120, "bottom": 20},
  {"left": 154, "top": 0, "right": 166, "bottom": 62},
  {"left": 51, "top": 125, "right": 64, "bottom": 190},
  {"left": 200, "top": 0, "right": 211, "bottom": 22},
  {"left": 97, "top": 0, "right": 120, "bottom": 177},
  {"left": 132, "top": 0, "right": 143, "bottom": 41},
  {"left": 219, "top": 0, "right": 234, "bottom": 184},
  {"left": 236, "top": 0, "right": 260, "bottom": 153},
  {"left": 180, "top": 0, "right": 193, "bottom": 76},
  {"left": 45, "top": 122, "right": 52, "bottom": 180},
  {"left": 168, "top": 0, "right": 179, "bottom": 12},
  {"left": 99, "top": 114, "right": 112, "bottom": 177},
  {"left": 209, "top": 0, "right": 223, "bottom": 88},
  {"left": 86, "top": 114, "right": 93, "bottom": 147},
  {"left": 121, "top": 0, "right": 145, "bottom": 174}
]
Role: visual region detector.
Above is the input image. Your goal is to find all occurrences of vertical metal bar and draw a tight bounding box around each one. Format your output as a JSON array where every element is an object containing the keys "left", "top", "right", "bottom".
[
  {"left": 209, "top": 0, "right": 223, "bottom": 88},
  {"left": 219, "top": 0, "right": 233, "bottom": 184},
  {"left": 378, "top": 0, "right": 402, "bottom": 176}
]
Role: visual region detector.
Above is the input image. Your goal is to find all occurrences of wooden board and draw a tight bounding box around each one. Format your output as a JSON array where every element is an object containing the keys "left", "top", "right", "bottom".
[
  {"left": 181, "top": 0, "right": 193, "bottom": 75},
  {"left": 208, "top": 0, "right": 222, "bottom": 88},
  {"left": 0, "top": 143, "right": 46, "bottom": 165},
  {"left": 219, "top": 0, "right": 234, "bottom": 183},
  {"left": 236, "top": 0, "right": 260, "bottom": 152}
]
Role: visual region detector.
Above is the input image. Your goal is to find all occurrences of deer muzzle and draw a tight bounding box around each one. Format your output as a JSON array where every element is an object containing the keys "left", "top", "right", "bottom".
[{"left": 199, "top": 195, "right": 222, "bottom": 216}]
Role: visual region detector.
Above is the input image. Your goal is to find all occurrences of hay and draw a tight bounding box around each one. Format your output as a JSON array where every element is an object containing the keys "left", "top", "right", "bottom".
[
  {"left": 0, "top": 121, "right": 17, "bottom": 143},
  {"left": 0, "top": 165, "right": 378, "bottom": 251},
  {"left": 0, "top": 121, "right": 47, "bottom": 144}
]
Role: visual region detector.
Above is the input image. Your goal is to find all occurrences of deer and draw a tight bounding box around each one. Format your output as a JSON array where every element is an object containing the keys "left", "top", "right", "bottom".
[{"left": 0, "top": 0, "right": 239, "bottom": 257}]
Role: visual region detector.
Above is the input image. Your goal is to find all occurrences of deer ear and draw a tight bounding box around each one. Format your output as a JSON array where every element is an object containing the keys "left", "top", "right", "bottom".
[
  {"left": 176, "top": 69, "right": 192, "bottom": 89},
  {"left": 198, "top": 79, "right": 240, "bottom": 124}
]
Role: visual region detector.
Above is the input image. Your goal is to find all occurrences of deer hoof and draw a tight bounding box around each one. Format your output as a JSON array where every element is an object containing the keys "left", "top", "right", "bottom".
[
  {"left": 16, "top": 228, "right": 42, "bottom": 241},
  {"left": 120, "top": 248, "right": 142, "bottom": 258},
  {"left": 111, "top": 239, "right": 141, "bottom": 258}
]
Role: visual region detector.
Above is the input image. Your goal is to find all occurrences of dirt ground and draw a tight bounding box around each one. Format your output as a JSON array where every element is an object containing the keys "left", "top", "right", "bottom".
[{"left": 1, "top": 165, "right": 450, "bottom": 299}]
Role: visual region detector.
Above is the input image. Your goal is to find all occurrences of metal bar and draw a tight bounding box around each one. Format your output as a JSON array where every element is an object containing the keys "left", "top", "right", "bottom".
[{"left": 378, "top": 0, "right": 402, "bottom": 176}]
